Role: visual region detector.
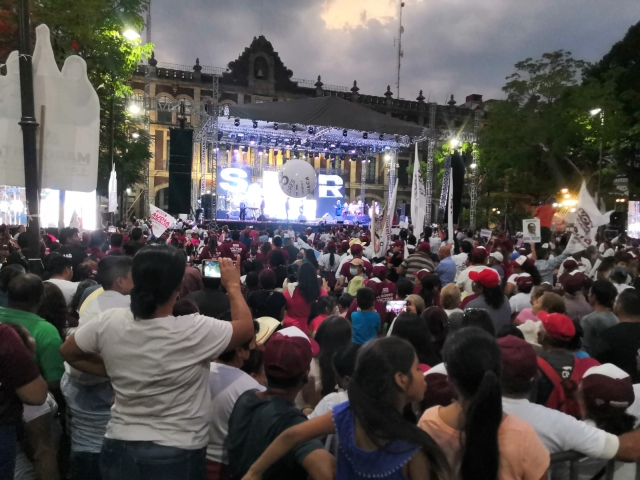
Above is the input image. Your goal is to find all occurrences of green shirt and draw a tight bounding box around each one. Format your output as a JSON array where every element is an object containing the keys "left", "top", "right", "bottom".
[{"left": 0, "top": 307, "right": 64, "bottom": 382}]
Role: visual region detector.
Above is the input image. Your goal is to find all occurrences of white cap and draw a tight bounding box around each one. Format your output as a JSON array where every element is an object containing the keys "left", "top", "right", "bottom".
[
  {"left": 583, "top": 364, "right": 629, "bottom": 380},
  {"left": 425, "top": 363, "right": 448, "bottom": 376},
  {"left": 489, "top": 251, "right": 504, "bottom": 263}
]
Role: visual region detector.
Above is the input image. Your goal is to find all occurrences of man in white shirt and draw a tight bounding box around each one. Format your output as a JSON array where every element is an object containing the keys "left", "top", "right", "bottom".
[
  {"left": 207, "top": 321, "right": 264, "bottom": 474},
  {"left": 452, "top": 240, "right": 473, "bottom": 281},
  {"left": 79, "top": 256, "right": 134, "bottom": 325},
  {"left": 456, "top": 247, "right": 489, "bottom": 296},
  {"left": 45, "top": 255, "right": 78, "bottom": 305},
  {"left": 498, "top": 335, "right": 640, "bottom": 463}
]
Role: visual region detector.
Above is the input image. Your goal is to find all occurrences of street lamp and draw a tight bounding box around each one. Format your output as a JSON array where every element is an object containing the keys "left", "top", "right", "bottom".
[
  {"left": 450, "top": 138, "right": 460, "bottom": 148},
  {"left": 131, "top": 132, "right": 140, "bottom": 139},
  {"left": 128, "top": 103, "right": 141, "bottom": 115},
  {"left": 122, "top": 29, "right": 141, "bottom": 42},
  {"left": 590, "top": 107, "right": 604, "bottom": 203}
]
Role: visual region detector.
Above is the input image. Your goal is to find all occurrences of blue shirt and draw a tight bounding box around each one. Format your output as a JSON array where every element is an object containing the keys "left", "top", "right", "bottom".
[
  {"left": 351, "top": 311, "right": 380, "bottom": 345},
  {"left": 436, "top": 257, "right": 457, "bottom": 286}
]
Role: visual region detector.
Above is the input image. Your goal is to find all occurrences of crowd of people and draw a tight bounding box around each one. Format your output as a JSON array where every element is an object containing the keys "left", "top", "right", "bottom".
[{"left": 3, "top": 218, "right": 640, "bottom": 480}]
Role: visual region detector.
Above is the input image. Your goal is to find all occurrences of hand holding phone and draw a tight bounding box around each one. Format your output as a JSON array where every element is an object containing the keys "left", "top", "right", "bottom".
[{"left": 386, "top": 300, "right": 407, "bottom": 315}]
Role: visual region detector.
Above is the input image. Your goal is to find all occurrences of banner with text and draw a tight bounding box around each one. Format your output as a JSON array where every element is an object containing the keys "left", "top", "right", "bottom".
[{"left": 150, "top": 205, "right": 176, "bottom": 238}]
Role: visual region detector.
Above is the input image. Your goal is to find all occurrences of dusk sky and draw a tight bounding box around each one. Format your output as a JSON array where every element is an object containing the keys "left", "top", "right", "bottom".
[{"left": 150, "top": 0, "right": 639, "bottom": 102}]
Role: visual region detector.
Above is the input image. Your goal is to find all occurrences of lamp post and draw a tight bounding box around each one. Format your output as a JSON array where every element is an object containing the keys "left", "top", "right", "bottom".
[
  {"left": 590, "top": 108, "right": 604, "bottom": 204},
  {"left": 16, "top": 0, "right": 41, "bottom": 272}
]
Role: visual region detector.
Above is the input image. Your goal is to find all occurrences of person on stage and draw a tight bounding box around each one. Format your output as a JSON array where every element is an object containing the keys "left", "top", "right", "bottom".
[
  {"left": 335, "top": 200, "right": 343, "bottom": 218},
  {"left": 285, "top": 197, "right": 290, "bottom": 221},
  {"left": 260, "top": 196, "right": 266, "bottom": 218},
  {"left": 239, "top": 200, "right": 247, "bottom": 221}
]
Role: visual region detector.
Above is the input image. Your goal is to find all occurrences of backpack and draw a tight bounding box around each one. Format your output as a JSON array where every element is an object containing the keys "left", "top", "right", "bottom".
[{"left": 537, "top": 355, "right": 600, "bottom": 418}]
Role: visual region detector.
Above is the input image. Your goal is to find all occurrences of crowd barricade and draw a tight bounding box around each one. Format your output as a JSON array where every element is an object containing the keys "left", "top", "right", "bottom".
[{"left": 550, "top": 451, "right": 616, "bottom": 480}]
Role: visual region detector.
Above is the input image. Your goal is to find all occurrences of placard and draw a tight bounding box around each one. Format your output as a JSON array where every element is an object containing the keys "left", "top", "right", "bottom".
[
  {"left": 480, "top": 229, "right": 492, "bottom": 238},
  {"left": 150, "top": 205, "right": 176, "bottom": 238},
  {"left": 522, "top": 218, "right": 541, "bottom": 243}
]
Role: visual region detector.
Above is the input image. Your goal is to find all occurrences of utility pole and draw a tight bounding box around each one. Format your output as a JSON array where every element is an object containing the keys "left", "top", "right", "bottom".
[
  {"left": 395, "top": 1, "right": 405, "bottom": 99},
  {"left": 17, "top": 0, "right": 41, "bottom": 272}
]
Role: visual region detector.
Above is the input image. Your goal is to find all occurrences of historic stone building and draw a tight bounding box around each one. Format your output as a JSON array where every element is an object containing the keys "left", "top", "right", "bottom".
[{"left": 129, "top": 35, "right": 486, "bottom": 219}]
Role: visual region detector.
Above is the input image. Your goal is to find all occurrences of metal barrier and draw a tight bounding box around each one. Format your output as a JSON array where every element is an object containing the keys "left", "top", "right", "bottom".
[{"left": 550, "top": 451, "right": 616, "bottom": 480}]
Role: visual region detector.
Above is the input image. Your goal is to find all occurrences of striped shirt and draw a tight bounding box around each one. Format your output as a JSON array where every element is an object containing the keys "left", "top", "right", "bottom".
[{"left": 401, "top": 253, "right": 435, "bottom": 282}]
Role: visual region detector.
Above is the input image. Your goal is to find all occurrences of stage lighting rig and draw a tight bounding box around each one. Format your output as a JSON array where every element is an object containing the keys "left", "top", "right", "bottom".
[
  {"left": 363, "top": 132, "right": 368, "bottom": 139},
  {"left": 273, "top": 123, "right": 279, "bottom": 130},
  {"left": 379, "top": 134, "right": 384, "bottom": 141},
  {"left": 217, "top": 131, "right": 223, "bottom": 141},
  {"left": 234, "top": 118, "right": 240, "bottom": 127},
  {"left": 292, "top": 124, "right": 297, "bottom": 132},
  {"left": 343, "top": 129, "right": 348, "bottom": 137},
  {"left": 308, "top": 126, "right": 315, "bottom": 135},
  {"left": 252, "top": 120, "right": 258, "bottom": 129}
]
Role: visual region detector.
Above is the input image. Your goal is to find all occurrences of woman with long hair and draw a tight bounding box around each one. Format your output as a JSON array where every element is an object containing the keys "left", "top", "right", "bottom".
[
  {"left": 283, "top": 262, "right": 327, "bottom": 332},
  {"left": 465, "top": 269, "right": 512, "bottom": 330},
  {"left": 38, "top": 281, "right": 72, "bottom": 339},
  {"left": 313, "top": 315, "right": 352, "bottom": 397},
  {"left": 308, "top": 296, "right": 337, "bottom": 336},
  {"left": 199, "top": 235, "right": 222, "bottom": 261},
  {"left": 419, "top": 327, "right": 550, "bottom": 479},
  {"left": 60, "top": 246, "right": 255, "bottom": 480},
  {"left": 391, "top": 312, "right": 440, "bottom": 368},
  {"left": 241, "top": 337, "right": 451, "bottom": 480},
  {"left": 318, "top": 241, "right": 340, "bottom": 290},
  {"left": 267, "top": 249, "right": 288, "bottom": 289}
]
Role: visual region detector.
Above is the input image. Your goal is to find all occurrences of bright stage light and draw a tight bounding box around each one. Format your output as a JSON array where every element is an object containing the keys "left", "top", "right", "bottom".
[
  {"left": 570, "top": 208, "right": 576, "bottom": 213},
  {"left": 126, "top": 188, "right": 132, "bottom": 194},
  {"left": 123, "top": 29, "right": 141, "bottom": 42},
  {"left": 590, "top": 108, "right": 602, "bottom": 116},
  {"left": 564, "top": 193, "right": 571, "bottom": 199},
  {"left": 470, "top": 163, "right": 477, "bottom": 169},
  {"left": 561, "top": 188, "right": 568, "bottom": 194},
  {"left": 128, "top": 104, "right": 140, "bottom": 115},
  {"left": 131, "top": 132, "right": 140, "bottom": 139},
  {"left": 384, "top": 154, "right": 391, "bottom": 161},
  {"left": 450, "top": 138, "right": 460, "bottom": 148}
]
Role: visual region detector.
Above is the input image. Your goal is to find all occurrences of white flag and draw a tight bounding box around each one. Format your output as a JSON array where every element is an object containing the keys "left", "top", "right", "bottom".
[
  {"left": 410, "top": 142, "right": 426, "bottom": 229},
  {"left": 108, "top": 166, "right": 118, "bottom": 213},
  {"left": 149, "top": 205, "right": 176, "bottom": 238},
  {"left": 565, "top": 182, "right": 613, "bottom": 254},
  {"left": 448, "top": 168, "right": 454, "bottom": 242},
  {"left": 382, "top": 180, "right": 399, "bottom": 253}
]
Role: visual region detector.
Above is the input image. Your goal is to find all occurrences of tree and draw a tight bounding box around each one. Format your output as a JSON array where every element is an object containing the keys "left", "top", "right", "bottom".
[{"left": 0, "top": 0, "right": 153, "bottom": 197}]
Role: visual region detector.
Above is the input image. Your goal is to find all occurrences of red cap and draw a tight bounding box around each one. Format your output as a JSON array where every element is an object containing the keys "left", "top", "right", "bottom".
[
  {"left": 416, "top": 269, "right": 432, "bottom": 281},
  {"left": 264, "top": 332, "right": 313, "bottom": 379},
  {"left": 498, "top": 335, "right": 538, "bottom": 385},
  {"left": 350, "top": 244, "right": 363, "bottom": 255},
  {"left": 469, "top": 268, "right": 500, "bottom": 289},
  {"left": 418, "top": 242, "right": 431, "bottom": 253},
  {"left": 392, "top": 240, "right": 404, "bottom": 248},
  {"left": 538, "top": 312, "right": 576, "bottom": 341}
]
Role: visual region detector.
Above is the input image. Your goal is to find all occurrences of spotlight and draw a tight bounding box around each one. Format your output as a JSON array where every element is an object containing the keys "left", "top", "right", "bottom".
[
  {"left": 234, "top": 118, "right": 240, "bottom": 127},
  {"left": 274, "top": 123, "right": 279, "bottom": 130},
  {"left": 252, "top": 120, "right": 258, "bottom": 129},
  {"left": 384, "top": 154, "right": 391, "bottom": 161},
  {"left": 379, "top": 134, "right": 384, "bottom": 141},
  {"left": 225, "top": 143, "right": 231, "bottom": 150},
  {"left": 249, "top": 136, "right": 256, "bottom": 145},
  {"left": 343, "top": 129, "right": 348, "bottom": 137},
  {"left": 561, "top": 188, "right": 569, "bottom": 194},
  {"left": 258, "top": 148, "right": 264, "bottom": 155},
  {"left": 131, "top": 132, "right": 140, "bottom": 139},
  {"left": 340, "top": 154, "right": 346, "bottom": 161},
  {"left": 308, "top": 126, "right": 315, "bottom": 135},
  {"left": 233, "top": 145, "right": 239, "bottom": 152},
  {"left": 470, "top": 163, "right": 477, "bottom": 169},
  {"left": 450, "top": 138, "right": 460, "bottom": 148},
  {"left": 363, "top": 132, "right": 368, "bottom": 139},
  {"left": 236, "top": 133, "right": 245, "bottom": 138},
  {"left": 217, "top": 131, "right": 223, "bottom": 141},
  {"left": 128, "top": 104, "right": 140, "bottom": 115},
  {"left": 292, "top": 124, "right": 297, "bottom": 132}
]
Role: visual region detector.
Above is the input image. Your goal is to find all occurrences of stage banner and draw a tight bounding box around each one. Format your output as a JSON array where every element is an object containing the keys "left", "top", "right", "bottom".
[
  {"left": 565, "top": 182, "right": 613, "bottom": 254},
  {"left": 150, "top": 205, "right": 176, "bottom": 238},
  {"left": 315, "top": 173, "right": 345, "bottom": 220},
  {"left": 216, "top": 165, "right": 252, "bottom": 214},
  {"left": 448, "top": 170, "right": 454, "bottom": 242},
  {"left": 411, "top": 142, "right": 427, "bottom": 229},
  {"left": 381, "top": 180, "right": 399, "bottom": 253},
  {"left": 438, "top": 154, "right": 452, "bottom": 224}
]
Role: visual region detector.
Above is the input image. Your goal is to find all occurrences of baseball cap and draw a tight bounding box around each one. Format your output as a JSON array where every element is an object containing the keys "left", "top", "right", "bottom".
[
  {"left": 538, "top": 312, "right": 576, "bottom": 341},
  {"left": 559, "top": 271, "right": 586, "bottom": 294},
  {"left": 498, "top": 335, "right": 538, "bottom": 386},
  {"left": 422, "top": 363, "right": 454, "bottom": 409},
  {"left": 515, "top": 275, "right": 533, "bottom": 290},
  {"left": 392, "top": 239, "right": 404, "bottom": 248},
  {"left": 581, "top": 364, "right": 635, "bottom": 413},
  {"left": 263, "top": 328, "right": 314, "bottom": 379},
  {"left": 469, "top": 268, "right": 500, "bottom": 289},
  {"left": 372, "top": 265, "right": 387, "bottom": 278},
  {"left": 349, "top": 238, "right": 362, "bottom": 247},
  {"left": 489, "top": 251, "right": 504, "bottom": 263},
  {"left": 418, "top": 242, "right": 431, "bottom": 253},
  {"left": 350, "top": 244, "right": 363, "bottom": 255},
  {"left": 415, "top": 269, "right": 432, "bottom": 281},
  {"left": 562, "top": 259, "right": 579, "bottom": 272},
  {"left": 471, "top": 247, "right": 488, "bottom": 263}
]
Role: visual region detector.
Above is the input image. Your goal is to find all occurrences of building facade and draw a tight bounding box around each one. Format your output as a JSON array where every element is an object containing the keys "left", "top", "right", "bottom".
[{"left": 129, "top": 35, "right": 486, "bottom": 221}]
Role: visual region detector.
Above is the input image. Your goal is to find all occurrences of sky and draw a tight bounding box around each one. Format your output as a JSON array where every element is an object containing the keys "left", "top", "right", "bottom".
[{"left": 149, "top": 0, "right": 639, "bottom": 103}]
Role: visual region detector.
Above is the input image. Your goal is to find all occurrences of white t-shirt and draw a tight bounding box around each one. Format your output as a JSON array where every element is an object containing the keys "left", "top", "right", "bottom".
[
  {"left": 46, "top": 278, "right": 79, "bottom": 305},
  {"left": 74, "top": 308, "right": 233, "bottom": 449},
  {"left": 318, "top": 253, "right": 340, "bottom": 273},
  {"left": 456, "top": 265, "right": 489, "bottom": 296},
  {"left": 452, "top": 252, "right": 469, "bottom": 281},
  {"left": 509, "top": 292, "right": 532, "bottom": 314},
  {"left": 79, "top": 291, "right": 131, "bottom": 326},
  {"left": 308, "top": 390, "right": 349, "bottom": 419},
  {"left": 502, "top": 397, "right": 618, "bottom": 458},
  {"left": 206, "top": 363, "right": 264, "bottom": 464}
]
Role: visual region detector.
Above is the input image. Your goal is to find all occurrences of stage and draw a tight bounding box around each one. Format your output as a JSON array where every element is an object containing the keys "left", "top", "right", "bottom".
[
  {"left": 215, "top": 209, "right": 371, "bottom": 226},
  {"left": 205, "top": 219, "right": 369, "bottom": 235}
]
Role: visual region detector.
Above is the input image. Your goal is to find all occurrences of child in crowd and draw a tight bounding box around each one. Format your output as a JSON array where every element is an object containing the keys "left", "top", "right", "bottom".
[
  {"left": 351, "top": 288, "right": 381, "bottom": 345},
  {"left": 240, "top": 337, "right": 450, "bottom": 480},
  {"left": 515, "top": 284, "right": 553, "bottom": 324},
  {"left": 337, "top": 293, "right": 354, "bottom": 317}
]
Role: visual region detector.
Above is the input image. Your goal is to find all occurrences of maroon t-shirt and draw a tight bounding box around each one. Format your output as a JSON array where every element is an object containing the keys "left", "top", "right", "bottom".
[
  {"left": 199, "top": 246, "right": 223, "bottom": 261},
  {"left": 366, "top": 279, "right": 397, "bottom": 304},
  {"left": 266, "top": 247, "right": 290, "bottom": 264},
  {"left": 221, "top": 241, "right": 248, "bottom": 260},
  {"left": 339, "top": 258, "right": 373, "bottom": 281},
  {"left": 0, "top": 325, "right": 41, "bottom": 426}
]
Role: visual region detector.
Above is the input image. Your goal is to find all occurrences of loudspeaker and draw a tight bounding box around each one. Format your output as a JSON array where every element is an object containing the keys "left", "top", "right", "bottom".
[
  {"left": 168, "top": 129, "right": 193, "bottom": 216},
  {"left": 322, "top": 213, "right": 335, "bottom": 222},
  {"left": 257, "top": 214, "right": 267, "bottom": 221},
  {"left": 201, "top": 194, "right": 215, "bottom": 220}
]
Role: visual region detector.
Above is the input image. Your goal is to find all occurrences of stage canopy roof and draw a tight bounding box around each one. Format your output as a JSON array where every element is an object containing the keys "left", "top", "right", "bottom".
[{"left": 227, "top": 96, "right": 428, "bottom": 139}]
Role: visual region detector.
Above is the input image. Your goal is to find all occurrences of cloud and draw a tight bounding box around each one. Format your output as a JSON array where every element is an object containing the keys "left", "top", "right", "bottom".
[{"left": 151, "top": 0, "right": 639, "bottom": 103}]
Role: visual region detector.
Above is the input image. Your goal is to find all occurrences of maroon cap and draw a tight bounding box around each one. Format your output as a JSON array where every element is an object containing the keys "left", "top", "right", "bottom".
[
  {"left": 581, "top": 365, "right": 635, "bottom": 413},
  {"left": 340, "top": 240, "right": 350, "bottom": 251},
  {"left": 469, "top": 268, "right": 500, "bottom": 289},
  {"left": 515, "top": 275, "right": 533, "bottom": 290},
  {"left": 415, "top": 269, "right": 432, "bottom": 281},
  {"left": 498, "top": 335, "right": 538, "bottom": 385},
  {"left": 471, "top": 247, "right": 488, "bottom": 263},
  {"left": 418, "top": 242, "right": 431, "bottom": 253},
  {"left": 350, "top": 244, "right": 363, "bottom": 255},
  {"left": 559, "top": 271, "right": 586, "bottom": 295},
  {"left": 392, "top": 239, "right": 404, "bottom": 248},
  {"left": 562, "top": 259, "right": 579, "bottom": 272},
  {"left": 538, "top": 312, "right": 575, "bottom": 341},
  {"left": 264, "top": 332, "right": 313, "bottom": 379},
  {"left": 372, "top": 265, "right": 387, "bottom": 278}
]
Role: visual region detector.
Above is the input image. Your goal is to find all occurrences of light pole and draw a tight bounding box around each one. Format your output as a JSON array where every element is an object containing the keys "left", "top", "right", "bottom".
[
  {"left": 16, "top": 0, "right": 41, "bottom": 272},
  {"left": 590, "top": 108, "right": 604, "bottom": 204}
]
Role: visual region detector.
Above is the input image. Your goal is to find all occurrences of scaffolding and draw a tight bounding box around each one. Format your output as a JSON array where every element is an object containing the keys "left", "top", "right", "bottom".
[
  {"left": 425, "top": 102, "right": 436, "bottom": 225},
  {"left": 470, "top": 108, "right": 482, "bottom": 230}
]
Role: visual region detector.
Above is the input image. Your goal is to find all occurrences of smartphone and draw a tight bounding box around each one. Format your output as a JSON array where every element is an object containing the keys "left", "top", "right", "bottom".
[
  {"left": 202, "top": 260, "right": 221, "bottom": 278},
  {"left": 386, "top": 300, "right": 407, "bottom": 314}
]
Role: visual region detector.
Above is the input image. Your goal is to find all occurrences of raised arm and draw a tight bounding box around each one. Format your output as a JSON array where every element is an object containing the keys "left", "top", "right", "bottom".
[
  {"left": 242, "top": 413, "right": 335, "bottom": 480},
  {"left": 222, "top": 255, "right": 255, "bottom": 351}
]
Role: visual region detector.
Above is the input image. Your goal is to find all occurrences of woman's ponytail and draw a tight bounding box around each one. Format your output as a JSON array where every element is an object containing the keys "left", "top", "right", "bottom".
[{"left": 461, "top": 370, "right": 502, "bottom": 480}]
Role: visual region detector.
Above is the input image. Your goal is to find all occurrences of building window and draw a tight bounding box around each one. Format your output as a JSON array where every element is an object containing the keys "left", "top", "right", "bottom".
[
  {"left": 365, "top": 158, "right": 376, "bottom": 184},
  {"left": 398, "top": 159, "right": 409, "bottom": 187},
  {"left": 157, "top": 95, "right": 173, "bottom": 124}
]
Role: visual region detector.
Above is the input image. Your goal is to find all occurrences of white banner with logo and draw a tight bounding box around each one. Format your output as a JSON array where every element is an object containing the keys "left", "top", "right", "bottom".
[
  {"left": 411, "top": 142, "right": 426, "bottom": 229},
  {"left": 149, "top": 205, "right": 176, "bottom": 238},
  {"left": 381, "top": 180, "right": 399, "bottom": 253},
  {"left": 565, "top": 182, "right": 613, "bottom": 254}
]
